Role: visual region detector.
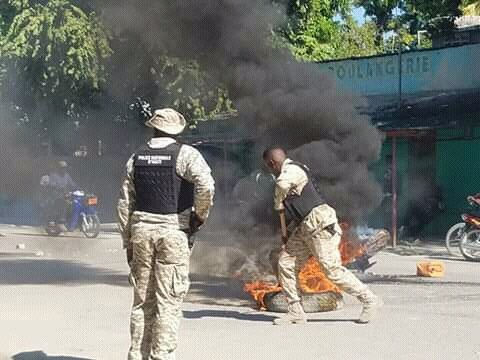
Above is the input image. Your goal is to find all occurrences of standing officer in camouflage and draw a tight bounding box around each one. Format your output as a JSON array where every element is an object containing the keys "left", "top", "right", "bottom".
[
  {"left": 262, "top": 147, "right": 382, "bottom": 325},
  {"left": 117, "top": 108, "right": 215, "bottom": 360}
]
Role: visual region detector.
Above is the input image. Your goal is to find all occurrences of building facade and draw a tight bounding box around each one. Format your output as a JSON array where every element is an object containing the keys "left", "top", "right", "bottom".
[{"left": 318, "top": 42, "right": 480, "bottom": 237}]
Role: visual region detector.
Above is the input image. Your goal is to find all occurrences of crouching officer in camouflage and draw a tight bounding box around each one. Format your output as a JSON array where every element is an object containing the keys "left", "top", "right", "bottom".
[
  {"left": 262, "top": 147, "right": 382, "bottom": 325},
  {"left": 117, "top": 108, "right": 215, "bottom": 360}
]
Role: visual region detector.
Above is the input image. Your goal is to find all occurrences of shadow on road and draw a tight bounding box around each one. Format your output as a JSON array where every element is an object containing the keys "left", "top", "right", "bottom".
[
  {"left": 183, "top": 309, "right": 275, "bottom": 322},
  {"left": 427, "top": 255, "right": 470, "bottom": 262},
  {"left": 383, "top": 246, "right": 449, "bottom": 257},
  {"left": 0, "top": 260, "right": 254, "bottom": 305},
  {"left": 0, "top": 259, "right": 253, "bottom": 305},
  {"left": 12, "top": 351, "right": 92, "bottom": 360},
  {"left": 186, "top": 274, "right": 250, "bottom": 305},
  {"left": 357, "top": 273, "right": 480, "bottom": 286},
  {"left": 0, "top": 258, "right": 128, "bottom": 287}
]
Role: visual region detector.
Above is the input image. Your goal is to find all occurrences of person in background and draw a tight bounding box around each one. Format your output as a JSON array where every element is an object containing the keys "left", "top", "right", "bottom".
[{"left": 42, "top": 161, "right": 77, "bottom": 226}]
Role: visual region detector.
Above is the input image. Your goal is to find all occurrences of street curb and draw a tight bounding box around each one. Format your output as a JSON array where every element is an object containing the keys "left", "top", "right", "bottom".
[
  {"left": 100, "top": 223, "right": 120, "bottom": 233},
  {"left": 0, "top": 223, "right": 120, "bottom": 233}
]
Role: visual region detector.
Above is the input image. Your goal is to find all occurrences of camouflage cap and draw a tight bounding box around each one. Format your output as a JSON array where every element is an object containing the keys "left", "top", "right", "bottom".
[{"left": 145, "top": 108, "right": 186, "bottom": 135}]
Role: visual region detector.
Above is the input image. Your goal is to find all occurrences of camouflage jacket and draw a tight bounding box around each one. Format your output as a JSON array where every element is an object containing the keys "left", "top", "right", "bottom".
[
  {"left": 273, "top": 158, "right": 308, "bottom": 211},
  {"left": 117, "top": 137, "right": 215, "bottom": 248}
]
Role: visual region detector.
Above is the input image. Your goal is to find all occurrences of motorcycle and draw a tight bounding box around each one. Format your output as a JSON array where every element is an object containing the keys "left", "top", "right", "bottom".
[
  {"left": 459, "top": 201, "right": 480, "bottom": 261},
  {"left": 45, "top": 190, "right": 101, "bottom": 238},
  {"left": 445, "top": 194, "right": 480, "bottom": 256}
]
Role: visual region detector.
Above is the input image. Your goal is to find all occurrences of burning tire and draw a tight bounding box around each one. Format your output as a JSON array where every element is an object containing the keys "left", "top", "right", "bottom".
[
  {"left": 364, "top": 229, "right": 390, "bottom": 256},
  {"left": 263, "top": 291, "right": 343, "bottom": 313}
]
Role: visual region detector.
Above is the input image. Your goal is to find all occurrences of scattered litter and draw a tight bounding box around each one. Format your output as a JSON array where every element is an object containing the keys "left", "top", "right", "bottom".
[
  {"left": 16, "top": 243, "right": 26, "bottom": 250},
  {"left": 417, "top": 261, "right": 445, "bottom": 278}
]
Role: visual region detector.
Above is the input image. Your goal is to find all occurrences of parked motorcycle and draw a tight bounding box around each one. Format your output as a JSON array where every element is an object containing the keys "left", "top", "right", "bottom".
[
  {"left": 45, "top": 190, "right": 101, "bottom": 238},
  {"left": 459, "top": 205, "right": 480, "bottom": 261},
  {"left": 445, "top": 194, "right": 480, "bottom": 256}
]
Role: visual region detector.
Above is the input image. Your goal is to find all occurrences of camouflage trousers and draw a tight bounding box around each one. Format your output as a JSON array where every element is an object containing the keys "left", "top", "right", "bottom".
[
  {"left": 278, "top": 204, "right": 369, "bottom": 303},
  {"left": 128, "top": 228, "right": 190, "bottom": 360}
]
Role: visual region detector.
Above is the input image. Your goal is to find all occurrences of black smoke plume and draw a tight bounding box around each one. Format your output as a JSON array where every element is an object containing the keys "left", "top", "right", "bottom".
[
  {"left": 93, "top": 0, "right": 383, "bottom": 221},
  {"left": 90, "top": 0, "right": 384, "bottom": 277}
]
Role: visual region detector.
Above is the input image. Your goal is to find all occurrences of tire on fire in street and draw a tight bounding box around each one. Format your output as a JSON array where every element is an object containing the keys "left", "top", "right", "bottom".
[{"left": 263, "top": 291, "right": 344, "bottom": 313}]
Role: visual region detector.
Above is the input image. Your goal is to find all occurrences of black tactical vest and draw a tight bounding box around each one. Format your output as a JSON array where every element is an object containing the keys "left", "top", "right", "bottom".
[
  {"left": 283, "top": 161, "right": 325, "bottom": 224},
  {"left": 133, "top": 142, "right": 194, "bottom": 214}
]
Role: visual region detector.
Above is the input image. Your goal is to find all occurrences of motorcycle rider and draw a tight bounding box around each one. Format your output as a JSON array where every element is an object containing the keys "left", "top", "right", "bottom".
[{"left": 43, "top": 161, "right": 77, "bottom": 226}]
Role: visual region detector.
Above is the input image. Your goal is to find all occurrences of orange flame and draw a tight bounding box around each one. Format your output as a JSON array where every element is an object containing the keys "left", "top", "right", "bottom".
[
  {"left": 339, "top": 223, "right": 367, "bottom": 264},
  {"left": 243, "top": 281, "right": 282, "bottom": 310},
  {"left": 244, "top": 222, "right": 366, "bottom": 309},
  {"left": 298, "top": 257, "right": 341, "bottom": 294}
]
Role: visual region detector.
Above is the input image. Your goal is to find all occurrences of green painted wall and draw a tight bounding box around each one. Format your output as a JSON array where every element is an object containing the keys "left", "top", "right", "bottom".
[
  {"left": 372, "top": 128, "right": 480, "bottom": 238},
  {"left": 429, "top": 128, "right": 480, "bottom": 235}
]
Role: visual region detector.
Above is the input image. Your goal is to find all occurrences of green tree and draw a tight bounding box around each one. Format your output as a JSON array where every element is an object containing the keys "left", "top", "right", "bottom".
[
  {"left": 151, "top": 55, "right": 234, "bottom": 126},
  {"left": 332, "top": 17, "right": 383, "bottom": 58},
  {"left": 355, "top": 0, "right": 398, "bottom": 46},
  {"left": 105, "top": 31, "right": 235, "bottom": 128},
  {"left": 401, "top": 0, "right": 461, "bottom": 34},
  {"left": 462, "top": 0, "right": 480, "bottom": 14},
  {"left": 275, "top": 0, "right": 352, "bottom": 61},
  {"left": 355, "top": 0, "right": 461, "bottom": 50},
  {"left": 0, "top": 0, "right": 112, "bottom": 126}
]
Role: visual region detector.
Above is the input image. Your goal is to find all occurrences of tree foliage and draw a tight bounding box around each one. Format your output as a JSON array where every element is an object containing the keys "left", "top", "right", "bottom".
[
  {"left": 353, "top": 0, "right": 462, "bottom": 50},
  {"left": 273, "top": 0, "right": 387, "bottom": 61},
  {"left": 0, "top": 0, "right": 111, "bottom": 122},
  {"left": 105, "top": 30, "right": 235, "bottom": 127},
  {"left": 401, "top": 0, "right": 462, "bottom": 34},
  {"left": 1, "top": 0, "right": 236, "bottom": 129},
  {"left": 150, "top": 55, "right": 234, "bottom": 126},
  {"left": 275, "top": 0, "right": 352, "bottom": 61},
  {"left": 332, "top": 18, "right": 383, "bottom": 59},
  {"left": 355, "top": 0, "right": 398, "bottom": 45},
  {"left": 462, "top": 0, "right": 480, "bottom": 14}
]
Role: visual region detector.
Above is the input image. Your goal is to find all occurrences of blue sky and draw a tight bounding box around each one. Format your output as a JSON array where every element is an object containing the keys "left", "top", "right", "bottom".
[{"left": 353, "top": 6, "right": 366, "bottom": 24}]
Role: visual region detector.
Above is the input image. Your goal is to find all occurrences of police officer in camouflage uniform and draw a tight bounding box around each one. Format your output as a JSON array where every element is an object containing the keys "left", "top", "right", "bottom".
[
  {"left": 117, "top": 108, "right": 215, "bottom": 360},
  {"left": 262, "top": 147, "right": 382, "bottom": 325}
]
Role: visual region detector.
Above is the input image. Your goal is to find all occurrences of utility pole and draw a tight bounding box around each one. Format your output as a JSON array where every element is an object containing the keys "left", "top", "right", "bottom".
[
  {"left": 398, "top": 36, "right": 403, "bottom": 107},
  {"left": 391, "top": 27, "right": 403, "bottom": 248},
  {"left": 391, "top": 137, "right": 398, "bottom": 248}
]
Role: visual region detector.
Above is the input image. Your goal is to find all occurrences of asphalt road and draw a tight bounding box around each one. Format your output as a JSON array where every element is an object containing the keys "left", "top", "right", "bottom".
[{"left": 0, "top": 226, "right": 479, "bottom": 360}]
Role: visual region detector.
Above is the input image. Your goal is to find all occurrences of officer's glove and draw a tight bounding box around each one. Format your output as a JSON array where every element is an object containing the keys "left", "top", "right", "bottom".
[
  {"left": 189, "top": 212, "right": 204, "bottom": 234},
  {"left": 188, "top": 212, "right": 204, "bottom": 250}
]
